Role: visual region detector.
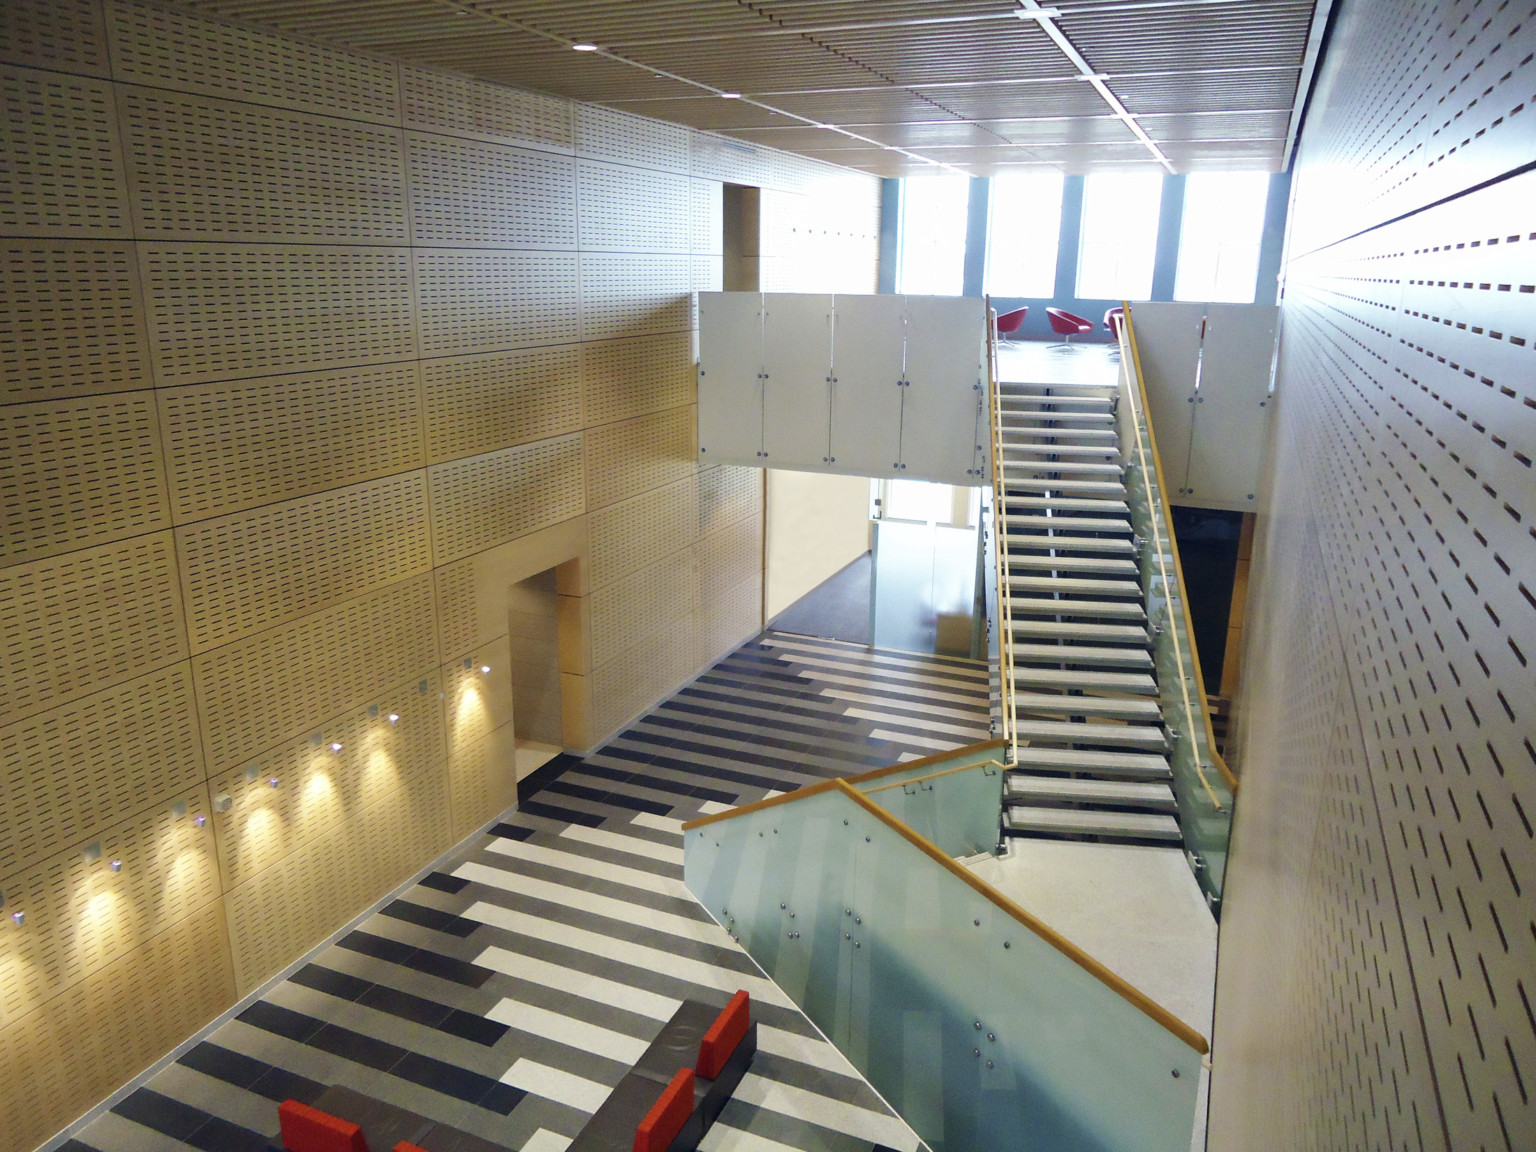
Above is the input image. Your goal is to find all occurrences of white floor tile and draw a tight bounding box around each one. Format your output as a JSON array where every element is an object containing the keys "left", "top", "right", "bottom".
[
  {"left": 560, "top": 824, "right": 685, "bottom": 865},
  {"left": 502, "top": 1058, "right": 613, "bottom": 1114},
  {"left": 521, "top": 1128, "right": 574, "bottom": 1152},
  {"left": 481, "top": 838, "right": 690, "bottom": 898},
  {"left": 488, "top": 1000, "right": 649, "bottom": 1064},
  {"left": 697, "top": 800, "right": 734, "bottom": 815},
  {"left": 632, "top": 811, "right": 684, "bottom": 835},
  {"left": 734, "top": 1074, "right": 920, "bottom": 1151}
]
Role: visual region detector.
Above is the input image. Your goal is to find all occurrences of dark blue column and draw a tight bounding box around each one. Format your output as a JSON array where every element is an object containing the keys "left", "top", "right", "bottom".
[
  {"left": 878, "top": 177, "right": 901, "bottom": 294},
  {"left": 1254, "top": 170, "right": 1292, "bottom": 306},
  {"left": 1054, "top": 175, "right": 1085, "bottom": 300},
  {"left": 961, "top": 176, "right": 990, "bottom": 297},
  {"left": 1149, "top": 174, "right": 1186, "bottom": 301}
]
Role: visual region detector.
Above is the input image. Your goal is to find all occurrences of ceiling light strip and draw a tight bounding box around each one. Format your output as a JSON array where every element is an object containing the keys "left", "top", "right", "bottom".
[{"left": 1016, "top": 0, "right": 1175, "bottom": 172}]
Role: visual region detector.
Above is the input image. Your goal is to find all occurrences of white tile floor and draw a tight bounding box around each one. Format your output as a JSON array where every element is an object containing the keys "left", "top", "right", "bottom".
[{"left": 967, "top": 840, "right": 1217, "bottom": 1152}]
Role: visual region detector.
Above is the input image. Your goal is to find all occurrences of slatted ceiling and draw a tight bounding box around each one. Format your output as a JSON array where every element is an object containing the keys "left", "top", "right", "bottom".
[
  {"left": 224, "top": 767, "right": 450, "bottom": 991},
  {"left": 620, "top": 39, "right": 886, "bottom": 94},
  {"left": 142, "top": 244, "right": 416, "bottom": 384},
  {"left": 176, "top": 474, "right": 433, "bottom": 652},
  {"left": 0, "top": 64, "right": 131, "bottom": 238},
  {"left": 407, "top": 132, "right": 576, "bottom": 248},
  {"left": 0, "top": 393, "right": 171, "bottom": 566},
  {"left": 121, "top": 87, "right": 410, "bottom": 244},
  {"left": 191, "top": 573, "right": 438, "bottom": 773},
  {"left": 401, "top": 64, "right": 573, "bottom": 149},
  {"left": 1159, "top": 141, "right": 1286, "bottom": 170},
  {"left": 601, "top": 97, "right": 797, "bottom": 131},
  {"left": 1138, "top": 110, "right": 1293, "bottom": 142},
  {"left": 578, "top": 162, "right": 691, "bottom": 251},
  {"left": 0, "top": 793, "right": 221, "bottom": 1027},
  {"left": 414, "top": 249, "right": 579, "bottom": 356},
  {"left": 1114, "top": 72, "right": 1304, "bottom": 116},
  {"left": 821, "top": 121, "right": 1023, "bottom": 148},
  {"left": 208, "top": 669, "right": 445, "bottom": 891},
  {"left": 0, "top": 533, "right": 188, "bottom": 729},
  {"left": 0, "top": 664, "right": 204, "bottom": 878},
  {"left": 917, "top": 82, "right": 1118, "bottom": 121},
  {"left": 0, "top": 901, "right": 234, "bottom": 1151},
  {"left": 992, "top": 116, "right": 1138, "bottom": 145},
  {"left": 421, "top": 344, "right": 581, "bottom": 465},
  {"left": 821, "top": 24, "right": 1069, "bottom": 86},
  {"left": 108, "top": 0, "right": 400, "bottom": 124},
  {"left": 767, "top": 87, "right": 964, "bottom": 123},
  {"left": 158, "top": 364, "right": 424, "bottom": 523},
  {"left": 578, "top": 253, "right": 692, "bottom": 340},
  {"left": 427, "top": 432, "right": 585, "bottom": 565},
  {"left": 0, "top": 240, "right": 152, "bottom": 405},
  {"left": 1060, "top": 2, "right": 1315, "bottom": 72},
  {"left": 474, "top": 0, "right": 775, "bottom": 42},
  {"left": 0, "top": 0, "right": 109, "bottom": 76},
  {"left": 469, "top": 51, "right": 709, "bottom": 104}
]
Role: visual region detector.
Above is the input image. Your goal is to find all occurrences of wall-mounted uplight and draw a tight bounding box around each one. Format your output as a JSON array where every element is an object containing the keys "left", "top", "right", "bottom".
[
  {"left": 269, "top": 777, "right": 280, "bottom": 788},
  {"left": 480, "top": 665, "right": 491, "bottom": 675},
  {"left": 245, "top": 766, "right": 260, "bottom": 783},
  {"left": 571, "top": 42, "right": 598, "bottom": 51},
  {"left": 387, "top": 713, "right": 399, "bottom": 723},
  {"left": 10, "top": 911, "right": 23, "bottom": 927},
  {"left": 193, "top": 813, "right": 207, "bottom": 828},
  {"left": 330, "top": 742, "right": 344, "bottom": 753},
  {"left": 170, "top": 799, "right": 188, "bottom": 819},
  {"left": 109, "top": 859, "right": 122, "bottom": 873}
]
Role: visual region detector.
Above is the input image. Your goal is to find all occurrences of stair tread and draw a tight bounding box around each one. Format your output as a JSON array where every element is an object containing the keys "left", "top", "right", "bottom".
[
  {"left": 1005, "top": 576, "right": 1141, "bottom": 596},
  {"left": 1009, "top": 462, "right": 1124, "bottom": 475},
  {"left": 1003, "top": 444, "right": 1121, "bottom": 458},
  {"left": 1007, "top": 554, "right": 1138, "bottom": 574},
  {"left": 1007, "top": 776, "right": 1177, "bottom": 808},
  {"left": 1004, "top": 479, "right": 1127, "bottom": 496},
  {"left": 1005, "top": 807, "right": 1182, "bottom": 839},
  {"left": 1011, "top": 693, "right": 1163, "bottom": 719},
  {"left": 1012, "top": 643, "right": 1154, "bottom": 669},
  {"left": 1008, "top": 597, "right": 1146, "bottom": 620},
  {"left": 1004, "top": 516, "right": 1131, "bottom": 534},
  {"left": 1016, "top": 719, "right": 1169, "bottom": 748},
  {"left": 1011, "top": 621, "right": 1148, "bottom": 644},
  {"left": 1007, "top": 535, "right": 1136, "bottom": 555},
  {"left": 1004, "top": 497, "right": 1129, "bottom": 513},
  {"left": 1009, "top": 746, "right": 1171, "bottom": 776},
  {"left": 1003, "top": 427, "right": 1119, "bottom": 441},
  {"left": 1011, "top": 666, "right": 1157, "bottom": 693}
]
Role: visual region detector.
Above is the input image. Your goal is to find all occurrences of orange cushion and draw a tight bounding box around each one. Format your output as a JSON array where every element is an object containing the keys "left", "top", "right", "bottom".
[
  {"left": 393, "top": 1144, "right": 430, "bottom": 1152},
  {"left": 633, "top": 1067, "right": 695, "bottom": 1152},
  {"left": 278, "top": 1099, "right": 368, "bottom": 1152},
  {"left": 696, "top": 991, "right": 750, "bottom": 1080}
]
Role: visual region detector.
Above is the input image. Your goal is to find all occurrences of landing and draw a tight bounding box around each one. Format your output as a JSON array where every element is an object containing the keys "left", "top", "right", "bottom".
[{"left": 995, "top": 340, "right": 1119, "bottom": 387}]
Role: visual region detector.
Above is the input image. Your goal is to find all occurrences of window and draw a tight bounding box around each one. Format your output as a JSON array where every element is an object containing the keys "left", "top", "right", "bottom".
[
  {"left": 1076, "top": 170, "right": 1163, "bottom": 300},
  {"left": 1175, "top": 172, "right": 1271, "bottom": 303},
  {"left": 984, "top": 171, "right": 1064, "bottom": 298},
  {"left": 897, "top": 174, "right": 970, "bottom": 295}
]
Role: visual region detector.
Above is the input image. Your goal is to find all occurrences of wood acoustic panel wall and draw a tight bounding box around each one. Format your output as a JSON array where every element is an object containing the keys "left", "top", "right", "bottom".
[{"left": 0, "top": 2, "right": 881, "bottom": 1148}]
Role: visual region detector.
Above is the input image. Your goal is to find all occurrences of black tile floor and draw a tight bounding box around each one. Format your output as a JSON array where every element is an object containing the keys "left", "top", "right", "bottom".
[{"left": 54, "top": 633, "right": 990, "bottom": 1152}]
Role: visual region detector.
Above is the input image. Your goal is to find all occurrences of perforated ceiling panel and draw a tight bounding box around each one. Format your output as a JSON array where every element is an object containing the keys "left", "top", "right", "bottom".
[{"left": 1212, "top": 3, "right": 1536, "bottom": 1151}]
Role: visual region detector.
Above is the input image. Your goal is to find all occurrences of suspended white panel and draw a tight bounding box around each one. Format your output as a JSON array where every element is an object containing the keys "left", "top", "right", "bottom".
[
  {"left": 899, "top": 295, "right": 987, "bottom": 485},
  {"left": 698, "top": 291, "right": 765, "bottom": 463},
  {"left": 1126, "top": 301, "right": 1202, "bottom": 494},
  {"left": 761, "top": 293, "right": 834, "bottom": 467},
  {"left": 1184, "top": 303, "right": 1277, "bottom": 509},
  {"left": 829, "top": 294, "right": 906, "bottom": 474}
]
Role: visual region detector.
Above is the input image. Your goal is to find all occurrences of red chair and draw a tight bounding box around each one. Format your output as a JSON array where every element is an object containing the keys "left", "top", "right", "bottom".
[
  {"left": 1104, "top": 307, "right": 1125, "bottom": 339},
  {"left": 995, "top": 306, "right": 1028, "bottom": 342},
  {"left": 1046, "top": 307, "right": 1094, "bottom": 347}
]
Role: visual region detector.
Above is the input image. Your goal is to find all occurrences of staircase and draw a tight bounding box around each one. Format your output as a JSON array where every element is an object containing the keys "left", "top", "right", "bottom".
[{"left": 993, "top": 376, "right": 1182, "bottom": 845}]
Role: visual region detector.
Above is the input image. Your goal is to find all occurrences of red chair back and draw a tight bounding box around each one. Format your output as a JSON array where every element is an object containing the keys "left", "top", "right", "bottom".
[
  {"left": 1104, "top": 307, "right": 1125, "bottom": 337},
  {"left": 995, "top": 306, "right": 1028, "bottom": 335},
  {"left": 1045, "top": 307, "right": 1093, "bottom": 336}
]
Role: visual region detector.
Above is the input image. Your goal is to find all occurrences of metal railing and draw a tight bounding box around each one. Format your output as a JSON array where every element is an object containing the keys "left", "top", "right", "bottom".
[
  {"left": 983, "top": 298, "right": 1018, "bottom": 759},
  {"left": 1118, "top": 304, "right": 1239, "bottom": 910}
]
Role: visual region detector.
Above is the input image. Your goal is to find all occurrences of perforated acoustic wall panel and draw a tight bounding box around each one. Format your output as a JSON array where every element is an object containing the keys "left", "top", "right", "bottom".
[
  {"left": 0, "top": 2, "right": 877, "bottom": 1143},
  {"left": 1212, "top": 4, "right": 1536, "bottom": 1151}
]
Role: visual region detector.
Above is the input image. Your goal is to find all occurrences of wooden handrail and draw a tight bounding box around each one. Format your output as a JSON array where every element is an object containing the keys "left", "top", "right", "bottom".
[
  {"left": 1120, "top": 306, "right": 1240, "bottom": 797},
  {"left": 833, "top": 779, "right": 1211, "bottom": 1055},
  {"left": 681, "top": 739, "right": 1007, "bottom": 831},
  {"left": 859, "top": 759, "right": 1004, "bottom": 795}
]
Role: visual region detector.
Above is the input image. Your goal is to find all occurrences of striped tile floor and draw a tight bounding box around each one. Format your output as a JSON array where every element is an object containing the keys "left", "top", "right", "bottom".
[{"left": 56, "top": 633, "right": 988, "bottom": 1152}]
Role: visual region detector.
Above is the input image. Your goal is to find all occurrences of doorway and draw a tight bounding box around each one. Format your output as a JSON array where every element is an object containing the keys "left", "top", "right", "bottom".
[{"left": 508, "top": 567, "right": 564, "bottom": 781}]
